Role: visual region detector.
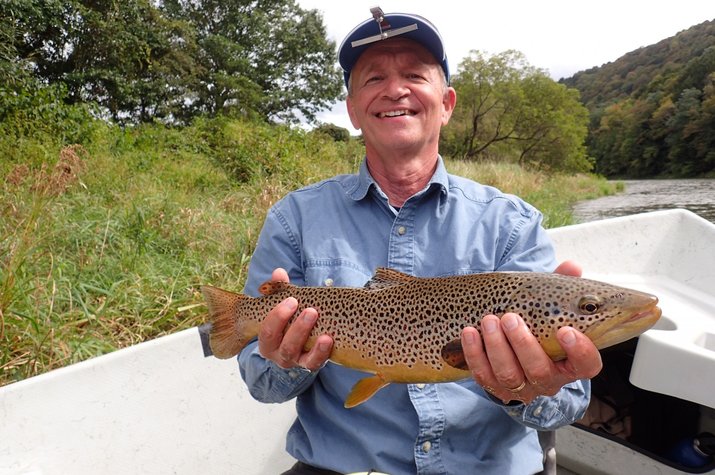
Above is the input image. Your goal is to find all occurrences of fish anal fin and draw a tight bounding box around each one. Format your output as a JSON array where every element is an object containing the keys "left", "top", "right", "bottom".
[
  {"left": 364, "top": 267, "right": 417, "bottom": 290},
  {"left": 201, "top": 285, "right": 253, "bottom": 359},
  {"left": 344, "top": 374, "right": 390, "bottom": 408},
  {"left": 258, "top": 280, "right": 290, "bottom": 296},
  {"left": 441, "top": 339, "right": 468, "bottom": 370}
]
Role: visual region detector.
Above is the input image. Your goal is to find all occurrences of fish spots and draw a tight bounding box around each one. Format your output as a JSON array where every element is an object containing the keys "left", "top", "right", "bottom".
[{"left": 242, "top": 270, "right": 659, "bottom": 368}]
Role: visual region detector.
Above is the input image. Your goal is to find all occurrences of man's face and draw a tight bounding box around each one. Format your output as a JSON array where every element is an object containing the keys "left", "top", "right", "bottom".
[{"left": 346, "top": 38, "right": 456, "bottom": 155}]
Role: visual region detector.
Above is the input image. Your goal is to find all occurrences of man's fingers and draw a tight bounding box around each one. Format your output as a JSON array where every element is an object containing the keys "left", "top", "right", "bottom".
[
  {"left": 300, "top": 335, "right": 334, "bottom": 371},
  {"left": 461, "top": 326, "right": 494, "bottom": 382},
  {"left": 500, "top": 313, "right": 559, "bottom": 395},
  {"left": 272, "top": 267, "right": 290, "bottom": 282},
  {"left": 258, "top": 297, "right": 298, "bottom": 362},
  {"left": 257, "top": 269, "right": 333, "bottom": 371},
  {"left": 480, "top": 315, "right": 525, "bottom": 391},
  {"left": 554, "top": 326, "right": 603, "bottom": 380},
  {"left": 275, "top": 308, "right": 317, "bottom": 365},
  {"left": 554, "top": 260, "right": 582, "bottom": 277}
]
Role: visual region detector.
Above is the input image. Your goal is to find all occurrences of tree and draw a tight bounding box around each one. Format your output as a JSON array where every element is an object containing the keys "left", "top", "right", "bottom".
[
  {"left": 3, "top": 0, "right": 198, "bottom": 123},
  {"left": 442, "top": 50, "right": 592, "bottom": 173},
  {"left": 442, "top": 50, "right": 527, "bottom": 160},
  {"left": 3, "top": 0, "right": 344, "bottom": 124},
  {"left": 161, "top": 0, "right": 344, "bottom": 123},
  {"left": 514, "top": 74, "right": 591, "bottom": 173}
]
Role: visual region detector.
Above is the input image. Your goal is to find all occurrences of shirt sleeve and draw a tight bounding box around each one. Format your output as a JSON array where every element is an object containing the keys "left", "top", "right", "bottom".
[
  {"left": 495, "top": 201, "right": 558, "bottom": 273},
  {"left": 487, "top": 380, "right": 591, "bottom": 430},
  {"left": 238, "top": 342, "right": 319, "bottom": 403},
  {"left": 237, "top": 203, "right": 318, "bottom": 403}
]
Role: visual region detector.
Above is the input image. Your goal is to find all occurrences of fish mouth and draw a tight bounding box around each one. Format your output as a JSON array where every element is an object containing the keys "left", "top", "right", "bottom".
[
  {"left": 625, "top": 305, "right": 662, "bottom": 325},
  {"left": 587, "top": 302, "right": 662, "bottom": 351}
]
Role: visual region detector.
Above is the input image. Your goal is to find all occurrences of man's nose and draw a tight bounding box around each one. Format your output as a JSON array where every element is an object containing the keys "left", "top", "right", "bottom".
[{"left": 382, "top": 76, "right": 410, "bottom": 100}]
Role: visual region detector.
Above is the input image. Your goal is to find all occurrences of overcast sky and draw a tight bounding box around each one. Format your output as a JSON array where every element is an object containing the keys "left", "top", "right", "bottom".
[{"left": 296, "top": 0, "right": 714, "bottom": 131}]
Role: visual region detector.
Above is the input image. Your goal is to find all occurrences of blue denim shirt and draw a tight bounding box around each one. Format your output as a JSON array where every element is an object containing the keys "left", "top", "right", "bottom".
[{"left": 239, "top": 157, "right": 590, "bottom": 474}]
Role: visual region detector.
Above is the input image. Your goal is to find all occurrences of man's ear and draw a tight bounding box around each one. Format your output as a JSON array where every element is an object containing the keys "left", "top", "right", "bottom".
[
  {"left": 441, "top": 87, "right": 457, "bottom": 126},
  {"left": 346, "top": 95, "right": 362, "bottom": 131}
]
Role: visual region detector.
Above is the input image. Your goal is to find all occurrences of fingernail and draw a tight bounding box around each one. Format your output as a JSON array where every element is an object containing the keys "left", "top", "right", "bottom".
[
  {"left": 463, "top": 329, "right": 476, "bottom": 343},
  {"left": 318, "top": 342, "right": 330, "bottom": 352},
  {"left": 482, "top": 318, "right": 498, "bottom": 334},
  {"left": 560, "top": 327, "right": 577, "bottom": 346},
  {"left": 302, "top": 309, "right": 317, "bottom": 323},
  {"left": 283, "top": 297, "right": 298, "bottom": 311},
  {"left": 502, "top": 314, "right": 518, "bottom": 331}
]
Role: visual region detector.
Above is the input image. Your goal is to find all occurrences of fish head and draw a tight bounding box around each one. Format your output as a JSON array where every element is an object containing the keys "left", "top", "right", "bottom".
[{"left": 507, "top": 274, "right": 662, "bottom": 360}]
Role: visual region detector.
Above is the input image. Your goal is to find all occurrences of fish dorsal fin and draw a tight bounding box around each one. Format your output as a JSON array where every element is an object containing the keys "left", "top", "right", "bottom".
[
  {"left": 258, "top": 280, "right": 291, "bottom": 296},
  {"left": 364, "top": 267, "right": 417, "bottom": 290}
]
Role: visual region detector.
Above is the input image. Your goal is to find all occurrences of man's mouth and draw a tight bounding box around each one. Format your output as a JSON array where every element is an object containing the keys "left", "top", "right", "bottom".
[{"left": 376, "top": 109, "right": 414, "bottom": 118}]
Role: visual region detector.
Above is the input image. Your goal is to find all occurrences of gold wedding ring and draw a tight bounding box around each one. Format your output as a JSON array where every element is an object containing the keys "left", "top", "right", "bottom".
[{"left": 507, "top": 380, "right": 527, "bottom": 393}]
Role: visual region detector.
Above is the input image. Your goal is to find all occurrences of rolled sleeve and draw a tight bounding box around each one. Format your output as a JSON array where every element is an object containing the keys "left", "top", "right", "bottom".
[
  {"left": 499, "top": 379, "right": 591, "bottom": 430},
  {"left": 238, "top": 342, "right": 318, "bottom": 403}
]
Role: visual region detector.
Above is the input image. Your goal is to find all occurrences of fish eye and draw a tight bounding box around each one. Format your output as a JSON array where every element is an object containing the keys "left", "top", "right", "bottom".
[{"left": 578, "top": 295, "right": 601, "bottom": 314}]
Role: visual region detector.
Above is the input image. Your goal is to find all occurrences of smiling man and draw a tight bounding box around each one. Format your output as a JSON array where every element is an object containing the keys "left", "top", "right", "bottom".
[{"left": 238, "top": 8, "right": 602, "bottom": 475}]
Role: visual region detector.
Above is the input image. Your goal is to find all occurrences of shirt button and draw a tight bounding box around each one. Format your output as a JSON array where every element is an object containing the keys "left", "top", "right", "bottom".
[
  {"left": 397, "top": 226, "right": 406, "bottom": 235},
  {"left": 324, "top": 278, "right": 334, "bottom": 287},
  {"left": 416, "top": 383, "right": 426, "bottom": 390},
  {"left": 421, "top": 440, "right": 432, "bottom": 453},
  {"left": 533, "top": 405, "right": 543, "bottom": 417}
]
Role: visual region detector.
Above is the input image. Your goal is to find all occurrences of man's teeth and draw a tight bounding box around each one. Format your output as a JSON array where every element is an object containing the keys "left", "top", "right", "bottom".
[{"left": 379, "top": 110, "right": 412, "bottom": 118}]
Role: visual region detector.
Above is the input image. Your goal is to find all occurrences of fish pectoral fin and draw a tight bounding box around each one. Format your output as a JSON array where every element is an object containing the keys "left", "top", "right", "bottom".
[
  {"left": 344, "top": 374, "right": 390, "bottom": 408},
  {"left": 441, "top": 339, "right": 468, "bottom": 370}
]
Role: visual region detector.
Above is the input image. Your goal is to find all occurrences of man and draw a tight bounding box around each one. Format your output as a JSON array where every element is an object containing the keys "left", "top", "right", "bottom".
[{"left": 239, "top": 8, "right": 602, "bottom": 474}]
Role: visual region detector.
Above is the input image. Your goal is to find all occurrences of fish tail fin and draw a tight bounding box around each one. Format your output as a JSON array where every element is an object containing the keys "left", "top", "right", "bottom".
[{"left": 201, "top": 285, "right": 253, "bottom": 359}]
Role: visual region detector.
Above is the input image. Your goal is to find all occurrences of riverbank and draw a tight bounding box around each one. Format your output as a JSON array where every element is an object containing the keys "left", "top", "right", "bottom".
[
  {"left": 0, "top": 120, "right": 619, "bottom": 385},
  {"left": 572, "top": 178, "right": 715, "bottom": 224}
]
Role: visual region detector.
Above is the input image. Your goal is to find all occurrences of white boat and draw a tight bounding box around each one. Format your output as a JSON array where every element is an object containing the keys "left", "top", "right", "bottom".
[{"left": 1, "top": 209, "right": 713, "bottom": 475}]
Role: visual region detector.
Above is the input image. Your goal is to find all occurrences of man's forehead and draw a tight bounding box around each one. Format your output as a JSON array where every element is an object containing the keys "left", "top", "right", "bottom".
[{"left": 353, "top": 38, "right": 438, "bottom": 71}]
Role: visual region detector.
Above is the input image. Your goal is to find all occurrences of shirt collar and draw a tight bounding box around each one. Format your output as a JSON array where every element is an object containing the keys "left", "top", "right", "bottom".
[{"left": 348, "top": 156, "right": 450, "bottom": 201}]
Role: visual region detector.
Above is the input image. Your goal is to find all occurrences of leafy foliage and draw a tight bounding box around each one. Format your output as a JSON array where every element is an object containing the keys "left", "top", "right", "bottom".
[
  {"left": 1, "top": 0, "right": 343, "bottom": 124},
  {"left": 441, "top": 50, "right": 592, "bottom": 173},
  {"left": 563, "top": 20, "right": 715, "bottom": 177}
]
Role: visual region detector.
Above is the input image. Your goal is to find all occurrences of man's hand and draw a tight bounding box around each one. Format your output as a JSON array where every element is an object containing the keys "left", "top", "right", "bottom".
[
  {"left": 257, "top": 268, "right": 333, "bottom": 372},
  {"left": 461, "top": 260, "right": 603, "bottom": 404}
]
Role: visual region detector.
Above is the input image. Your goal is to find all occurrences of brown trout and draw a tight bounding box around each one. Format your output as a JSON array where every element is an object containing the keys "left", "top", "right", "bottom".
[{"left": 202, "top": 268, "right": 661, "bottom": 408}]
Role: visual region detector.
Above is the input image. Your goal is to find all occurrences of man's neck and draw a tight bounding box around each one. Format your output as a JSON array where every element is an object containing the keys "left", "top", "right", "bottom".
[{"left": 366, "top": 152, "right": 439, "bottom": 207}]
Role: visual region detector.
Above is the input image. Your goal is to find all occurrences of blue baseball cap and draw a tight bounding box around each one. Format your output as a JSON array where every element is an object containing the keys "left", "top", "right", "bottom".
[{"left": 338, "top": 7, "right": 450, "bottom": 88}]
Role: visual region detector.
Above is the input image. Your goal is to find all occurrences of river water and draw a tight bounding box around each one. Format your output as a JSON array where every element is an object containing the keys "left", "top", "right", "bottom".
[{"left": 572, "top": 179, "right": 715, "bottom": 224}]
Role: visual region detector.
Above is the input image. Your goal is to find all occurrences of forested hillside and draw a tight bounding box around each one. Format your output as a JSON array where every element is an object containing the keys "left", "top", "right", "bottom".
[{"left": 562, "top": 20, "right": 715, "bottom": 177}]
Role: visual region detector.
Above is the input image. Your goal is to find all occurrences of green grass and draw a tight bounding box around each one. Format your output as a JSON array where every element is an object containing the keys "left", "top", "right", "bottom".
[
  {"left": 445, "top": 159, "right": 619, "bottom": 228},
  {"left": 0, "top": 119, "right": 617, "bottom": 386}
]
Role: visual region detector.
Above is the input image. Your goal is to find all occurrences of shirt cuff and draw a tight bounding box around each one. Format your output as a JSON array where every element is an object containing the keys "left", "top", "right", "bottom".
[
  {"left": 485, "top": 391, "right": 525, "bottom": 407},
  {"left": 266, "top": 360, "right": 317, "bottom": 394}
]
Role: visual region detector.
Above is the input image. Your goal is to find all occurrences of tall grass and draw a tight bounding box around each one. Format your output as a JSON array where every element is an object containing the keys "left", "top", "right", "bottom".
[
  {"left": 0, "top": 118, "right": 615, "bottom": 386},
  {"left": 0, "top": 119, "right": 359, "bottom": 385},
  {"left": 445, "top": 159, "right": 619, "bottom": 228}
]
